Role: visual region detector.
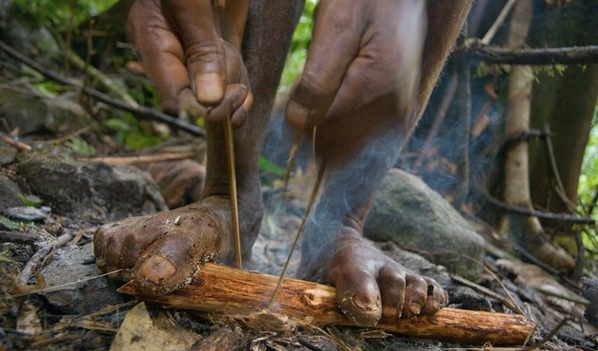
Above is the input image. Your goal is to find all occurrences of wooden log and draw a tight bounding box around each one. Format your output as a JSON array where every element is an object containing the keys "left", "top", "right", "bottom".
[{"left": 118, "top": 263, "right": 536, "bottom": 346}]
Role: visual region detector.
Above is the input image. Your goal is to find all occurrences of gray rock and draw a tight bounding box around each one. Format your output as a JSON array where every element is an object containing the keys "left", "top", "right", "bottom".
[
  {"left": 0, "top": 88, "right": 93, "bottom": 136},
  {"left": 582, "top": 277, "right": 598, "bottom": 328},
  {"left": 0, "top": 141, "right": 17, "bottom": 165},
  {"left": 0, "top": 174, "right": 22, "bottom": 212},
  {"left": 365, "top": 168, "right": 485, "bottom": 281},
  {"left": 16, "top": 146, "right": 167, "bottom": 223},
  {"left": 40, "top": 243, "right": 125, "bottom": 315},
  {"left": 4, "top": 206, "right": 49, "bottom": 221}
]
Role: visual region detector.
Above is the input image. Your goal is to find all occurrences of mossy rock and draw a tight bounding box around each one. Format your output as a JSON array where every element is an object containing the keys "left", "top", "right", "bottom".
[
  {"left": 365, "top": 168, "right": 485, "bottom": 281},
  {"left": 16, "top": 146, "right": 166, "bottom": 223}
]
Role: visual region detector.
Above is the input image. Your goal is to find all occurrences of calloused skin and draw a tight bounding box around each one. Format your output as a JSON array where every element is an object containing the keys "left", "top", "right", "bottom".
[{"left": 94, "top": 0, "right": 471, "bottom": 325}]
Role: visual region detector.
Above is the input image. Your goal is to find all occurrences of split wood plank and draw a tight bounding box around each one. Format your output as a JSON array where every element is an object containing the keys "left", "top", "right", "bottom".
[{"left": 118, "top": 263, "right": 536, "bottom": 346}]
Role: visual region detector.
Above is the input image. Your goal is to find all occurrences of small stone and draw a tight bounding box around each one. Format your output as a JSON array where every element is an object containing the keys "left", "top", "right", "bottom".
[{"left": 4, "top": 206, "right": 48, "bottom": 221}]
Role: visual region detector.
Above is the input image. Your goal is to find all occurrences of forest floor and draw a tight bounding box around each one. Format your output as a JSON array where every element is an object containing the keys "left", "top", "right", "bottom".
[{"left": 0, "top": 133, "right": 597, "bottom": 351}]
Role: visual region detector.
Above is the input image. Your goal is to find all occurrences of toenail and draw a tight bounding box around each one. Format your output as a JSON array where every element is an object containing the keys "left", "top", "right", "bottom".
[
  {"left": 352, "top": 294, "right": 380, "bottom": 312},
  {"left": 138, "top": 255, "right": 176, "bottom": 284},
  {"left": 408, "top": 303, "right": 421, "bottom": 316}
]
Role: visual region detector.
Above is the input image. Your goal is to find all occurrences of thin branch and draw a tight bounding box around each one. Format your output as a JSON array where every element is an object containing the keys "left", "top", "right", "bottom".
[
  {"left": 470, "top": 42, "right": 598, "bottom": 65},
  {"left": 85, "top": 152, "right": 196, "bottom": 165},
  {"left": 0, "top": 40, "right": 205, "bottom": 137},
  {"left": 18, "top": 231, "right": 75, "bottom": 286},
  {"left": 0, "top": 133, "right": 32, "bottom": 151},
  {"left": 483, "top": 192, "right": 595, "bottom": 225},
  {"left": 481, "top": 0, "right": 519, "bottom": 45}
]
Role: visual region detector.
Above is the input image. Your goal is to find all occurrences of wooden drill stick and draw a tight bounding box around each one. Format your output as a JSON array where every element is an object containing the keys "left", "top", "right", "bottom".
[
  {"left": 269, "top": 160, "right": 326, "bottom": 307},
  {"left": 223, "top": 114, "right": 242, "bottom": 269},
  {"left": 119, "top": 263, "right": 537, "bottom": 346},
  {"left": 282, "top": 129, "right": 303, "bottom": 193}
]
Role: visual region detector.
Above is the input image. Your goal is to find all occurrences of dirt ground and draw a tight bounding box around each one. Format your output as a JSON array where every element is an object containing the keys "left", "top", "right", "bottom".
[{"left": 1, "top": 139, "right": 597, "bottom": 350}]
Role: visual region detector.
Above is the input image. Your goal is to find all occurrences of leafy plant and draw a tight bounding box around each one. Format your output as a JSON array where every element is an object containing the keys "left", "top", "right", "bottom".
[
  {"left": 104, "top": 114, "right": 164, "bottom": 151},
  {"left": 259, "top": 155, "right": 285, "bottom": 177},
  {"left": 66, "top": 137, "right": 97, "bottom": 156},
  {"left": 12, "top": 0, "right": 118, "bottom": 32},
  {"left": 17, "top": 194, "right": 44, "bottom": 207},
  {"left": 279, "top": 0, "right": 316, "bottom": 90}
]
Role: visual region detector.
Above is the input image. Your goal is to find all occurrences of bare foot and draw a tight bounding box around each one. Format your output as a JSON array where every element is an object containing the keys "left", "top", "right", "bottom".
[
  {"left": 93, "top": 196, "right": 262, "bottom": 295},
  {"left": 298, "top": 226, "right": 448, "bottom": 326}
]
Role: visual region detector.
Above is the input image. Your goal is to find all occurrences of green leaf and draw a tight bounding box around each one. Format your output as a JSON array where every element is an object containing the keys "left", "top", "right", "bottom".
[
  {"left": 259, "top": 156, "right": 285, "bottom": 177},
  {"left": 66, "top": 137, "right": 97, "bottom": 156},
  {"left": 18, "top": 194, "right": 44, "bottom": 207},
  {"left": 0, "top": 216, "right": 21, "bottom": 230}
]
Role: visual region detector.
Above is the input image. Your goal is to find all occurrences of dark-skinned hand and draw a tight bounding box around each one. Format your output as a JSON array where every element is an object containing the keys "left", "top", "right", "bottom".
[
  {"left": 126, "top": 0, "right": 253, "bottom": 126},
  {"left": 286, "top": 0, "right": 427, "bottom": 165}
]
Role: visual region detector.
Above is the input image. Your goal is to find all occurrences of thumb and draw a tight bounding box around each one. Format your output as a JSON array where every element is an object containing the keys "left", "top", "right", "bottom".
[{"left": 163, "top": 0, "right": 225, "bottom": 106}]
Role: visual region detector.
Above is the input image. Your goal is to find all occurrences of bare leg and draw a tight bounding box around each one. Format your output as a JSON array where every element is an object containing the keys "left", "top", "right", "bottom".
[
  {"left": 297, "top": 0, "right": 473, "bottom": 325},
  {"left": 94, "top": 0, "right": 305, "bottom": 295}
]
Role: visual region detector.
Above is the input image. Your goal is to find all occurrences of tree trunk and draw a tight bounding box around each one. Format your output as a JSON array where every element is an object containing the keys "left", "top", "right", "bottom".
[
  {"left": 499, "top": 0, "right": 575, "bottom": 271},
  {"left": 528, "top": 1, "right": 598, "bottom": 240}
]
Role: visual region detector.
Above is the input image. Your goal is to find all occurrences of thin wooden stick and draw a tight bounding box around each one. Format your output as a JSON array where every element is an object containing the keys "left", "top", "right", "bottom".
[
  {"left": 283, "top": 129, "right": 303, "bottom": 193},
  {"left": 269, "top": 160, "right": 326, "bottom": 307},
  {"left": 223, "top": 114, "right": 242, "bottom": 269},
  {"left": 86, "top": 152, "right": 196, "bottom": 165},
  {"left": 119, "top": 263, "right": 537, "bottom": 346},
  {"left": 481, "top": 0, "right": 518, "bottom": 45}
]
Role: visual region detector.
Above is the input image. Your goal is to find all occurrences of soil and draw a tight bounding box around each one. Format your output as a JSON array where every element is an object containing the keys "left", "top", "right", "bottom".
[{"left": 0, "top": 138, "right": 596, "bottom": 351}]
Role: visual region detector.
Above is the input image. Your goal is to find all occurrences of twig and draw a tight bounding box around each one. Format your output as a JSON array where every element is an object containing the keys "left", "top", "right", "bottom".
[
  {"left": 483, "top": 192, "right": 595, "bottom": 225},
  {"left": 0, "top": 132, "right": 32, "bottom": 151},
  {"left": 269, "top": 160, "right": 326, "bottom": 307},
  {"left": 470, "top": 42, "right": 598, "bottom": 65},
  {"left": 450, "top": 274, "right": 522, "bottom": 313},
  {"left": 0, "top": 40, "right": 205, "bottom": 136},
  {"left": 518, "top": 317, "right": 568, "bottom": 351},
  {"left": 85, "top": 152, "right": 196, "bottom": 165},
  {"left": 541, "top": 124, "right": 576, "bottom": 213},
  {"left": 481, "top": 0, "right": 519, "bottom": 45},
  {"left": 3, "top": 269, "right": 122, "bottom": 300},
  {"left": 18, "top": 231, "right": 75, "bottom": 286}
]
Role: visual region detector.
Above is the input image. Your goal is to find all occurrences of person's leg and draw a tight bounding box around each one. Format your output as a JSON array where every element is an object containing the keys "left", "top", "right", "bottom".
[
  {"left": 94, "top": 0, "right": 305, "bottom": 295},
  {"left": 297, "top": 0, "right": 473, "bottom": 326}
]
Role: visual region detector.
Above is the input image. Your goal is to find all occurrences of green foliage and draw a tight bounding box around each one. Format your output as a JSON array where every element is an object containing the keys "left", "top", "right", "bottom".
[
  {"left": 34, "top": 81, "right": 63, "bottom": 98},
  {"left": 259, "top": 156, "right": 285, "bottom": 177},
  {"left": 17, "top": 194, "right": 44, "bottom": 207},
  {"left": 12, "top": 0, "right": 118, "bottom": 32},
  {"left": 0, "top": 216, "right": 21, "bottom": 231},
  {"left": 66, "top": 137, "right": 97, "bottom": 156},
  {"left": 578, "top": 107, "right": 598, "bottom": 258},
  {"left": 279, "top": 0, "right": 316, "bottom": 91},
  {"left": 104, "top": 114, "right": 164, "bottom": 151}
]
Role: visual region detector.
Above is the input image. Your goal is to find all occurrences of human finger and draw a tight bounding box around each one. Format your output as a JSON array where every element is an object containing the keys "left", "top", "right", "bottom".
[
  {"left": 162, "top": 0, "right": 226, "bottom": 105},
  {"left": 286, "top": 0, "right": 365, "bottom": 130}
]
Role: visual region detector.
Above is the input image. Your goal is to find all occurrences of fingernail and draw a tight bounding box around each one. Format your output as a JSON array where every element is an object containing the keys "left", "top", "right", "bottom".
[
  {"left": 194, "top": 73, "right": 223, "bottom": 104},
  {"left": 286, "top": 100, "right": 310, "bottom": 130}
]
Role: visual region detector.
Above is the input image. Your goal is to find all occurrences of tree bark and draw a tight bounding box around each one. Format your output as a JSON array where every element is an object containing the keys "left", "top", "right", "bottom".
[
  {"left": 528, "top": 0, "right": 598, "bottom": 238},
  {"left": 118, "top": 263, "right": 537, "bottom": 346},
  {"left": 498, "top": 0, "right": 575, "bottom": 271}
]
